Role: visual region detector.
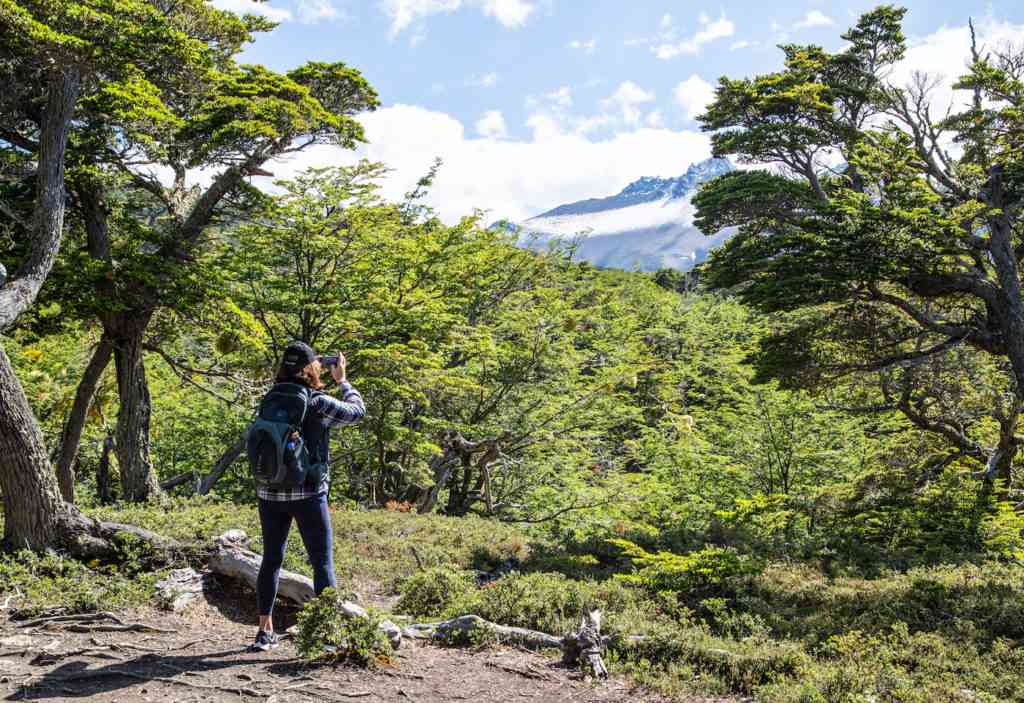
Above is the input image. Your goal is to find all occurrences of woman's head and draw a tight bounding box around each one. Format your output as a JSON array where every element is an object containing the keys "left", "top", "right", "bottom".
[{"left": 276, "top": 341, "right": 325, "bottom": 390}]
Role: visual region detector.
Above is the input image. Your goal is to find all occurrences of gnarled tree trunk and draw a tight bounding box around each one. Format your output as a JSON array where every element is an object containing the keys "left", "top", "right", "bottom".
[
  {"left": 0, "top": 67, "right": 85, "bottom": 549},
  {"left": 110, "top": 313, "right": 162, "bottom": 502},
  {"left": 0, "top": 346, "right": 76, "bottom": 549},
  {"left": 54, "top": 335, "right": 113, "bottom": 503},
  {"left": 0, "top": 68, "right": 79, "bottom": 329}
]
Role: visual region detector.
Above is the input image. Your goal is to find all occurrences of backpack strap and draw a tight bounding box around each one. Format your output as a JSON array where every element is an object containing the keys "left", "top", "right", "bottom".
[{"left": 296, "top": 386, "right": 312, "bottom": 427}]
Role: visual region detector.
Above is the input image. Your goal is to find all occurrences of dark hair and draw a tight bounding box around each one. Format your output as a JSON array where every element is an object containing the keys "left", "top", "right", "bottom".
[{"left": 276, "top": 359, "right": 325, "bottom": 390}]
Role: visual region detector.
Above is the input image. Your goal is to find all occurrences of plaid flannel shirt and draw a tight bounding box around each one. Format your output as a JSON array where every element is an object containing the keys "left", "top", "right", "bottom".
[{"left": 257, "top": 381, "right": 365, "bottom": 502}]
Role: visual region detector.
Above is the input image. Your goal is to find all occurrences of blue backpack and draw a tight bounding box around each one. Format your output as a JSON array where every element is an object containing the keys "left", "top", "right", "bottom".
[{"left": 246, "top": 383, "right": 318, "bottom": 489}]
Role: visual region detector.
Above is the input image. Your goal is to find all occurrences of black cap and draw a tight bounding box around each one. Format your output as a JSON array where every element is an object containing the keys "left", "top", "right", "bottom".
[{"left": 280, "top": 341, "right": 316, "bottom": 374}]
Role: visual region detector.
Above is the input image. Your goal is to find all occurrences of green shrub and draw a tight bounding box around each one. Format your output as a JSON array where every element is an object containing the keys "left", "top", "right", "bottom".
[
  {"left": 467, "top": 571, "right": 642, "bottom": 635},
  {"left": 759, "top": 623, "right": 1024, "bottom": 703},
  {"left": 610, "top": 621, "right": 809, "bottom": 696},
  {"left": 610, "top": 539, "right": 761, "bottom": 597},
  {"left": 0, "top": 550, "right": 155, "bottom": 617},
  {"left": 396, "top": 566, "right": 476, "bottom": 618},
  {"left": 294, "top": 588, "right": 393, "bottom": 666}
]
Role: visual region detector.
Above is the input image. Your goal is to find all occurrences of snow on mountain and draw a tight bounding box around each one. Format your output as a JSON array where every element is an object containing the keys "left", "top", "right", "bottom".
[{"left": 512, "top": 157, "right": 735, "bottom": 272}]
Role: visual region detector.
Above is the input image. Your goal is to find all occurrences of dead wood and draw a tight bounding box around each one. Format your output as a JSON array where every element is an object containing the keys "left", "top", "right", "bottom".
[
  {"left": 198, "top": 433, "right": 247, "bottom": 495},
  {"left": 156, "top": 567, "right": 215, "bottom": 612},
  {"left": 159, "top": 470, "right": 198, "bottom": 491},
  {"left": 561, "top": 609, "right": 608, "bottom": 679},
  {"left": 207, "top": 530, "right": 403, "bottom": 648},
  {"left": 404, "top": 615, "right": 562, "bottom": 650},
  {"left": 407, "top": 609, "right": 611, "bottom": 678}
]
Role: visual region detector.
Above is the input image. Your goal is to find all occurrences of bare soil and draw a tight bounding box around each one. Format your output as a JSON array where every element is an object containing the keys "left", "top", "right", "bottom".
[{"left": 0, "top": 582, "right": 726, "bottom": 703}]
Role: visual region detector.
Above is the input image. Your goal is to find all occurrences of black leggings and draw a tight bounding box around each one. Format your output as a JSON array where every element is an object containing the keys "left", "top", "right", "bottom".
[{"left": 256, "top": 493, "right": 336, "bottom": 616}]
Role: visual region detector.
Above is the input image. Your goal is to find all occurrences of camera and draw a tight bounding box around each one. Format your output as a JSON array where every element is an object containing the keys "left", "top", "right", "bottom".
[{"left": 317, "top": 355, "right": 339, "bottom": 369}]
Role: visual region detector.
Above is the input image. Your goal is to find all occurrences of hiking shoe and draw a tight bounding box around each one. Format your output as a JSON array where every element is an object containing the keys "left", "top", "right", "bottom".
[{"left": 250, "top": 630, "right": 279, "bottom": 652}]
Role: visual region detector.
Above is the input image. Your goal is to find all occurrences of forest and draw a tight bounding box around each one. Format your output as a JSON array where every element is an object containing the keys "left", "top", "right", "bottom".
[{"left": 1, "top": 2, "right": 1023, "bottom": 702}]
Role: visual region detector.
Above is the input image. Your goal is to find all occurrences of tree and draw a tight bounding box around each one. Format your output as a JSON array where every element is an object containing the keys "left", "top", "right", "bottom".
[
  {"left": 15, "top": 9, "right": 378, "bottom": 501},
  {"left": 214, "top": 166, "right": 651, "bottom": 516},
  {"left": 0, "top": 0, "right": 220, "bottom": 546},
  {"left": 694, "top": 6, "right": 1024, "bottom": 485}
]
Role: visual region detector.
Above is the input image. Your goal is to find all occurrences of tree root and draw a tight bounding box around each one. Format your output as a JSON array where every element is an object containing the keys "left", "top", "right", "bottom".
[
  {"left": 37, "top": 667, "right": 265, "bottom": 698},
  {"left": 16, "top": 612, "right": 175, "bottom": 634}
]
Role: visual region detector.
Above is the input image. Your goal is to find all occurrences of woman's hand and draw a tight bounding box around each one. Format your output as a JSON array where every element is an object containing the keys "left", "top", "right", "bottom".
[{"left": 331, "top": 351, "right": 347, "bottom": 384}]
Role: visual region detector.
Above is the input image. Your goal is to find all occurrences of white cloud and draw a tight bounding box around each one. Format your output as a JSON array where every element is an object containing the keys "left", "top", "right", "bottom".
[
  {"left": 211, "top": 0, "right": 292, "bottom": 22},
  {"left": 526, "top": 112, "right": 563, "bottom": 141},
  {"left": 674, "top": 74, "right": 716, "bottom": 121},
  {"left": 604, "top": 81, "right": 655, "bottom": 125},
  {"left": 567, "top": 38, "right": 597, "bottom": 54},
  {"left": 479, "top": 0, "right": 534, "bottom": 27},
  {"left": 381, "top": 0, "right": 535, "bottom": 36},
  {"left": 654, "top": 11, "right": 734, "bottom": 59},
  {"left": 265, "top": 105, "right": 712, "bottom": 224},
  {"left": 645, "top": 111, "right": 664, "bottom": 128},
  {"left": 794, "top": 10, "right": 833, "bottom": 29},
  {"left": 572, "top": 113, "right": 615, "bottom": 135},
  {"left": 891, "top": 16, "right": 1024, "bottom": 117},
  {"left": 296, "top": 0, "right": 343, "bottom": 23},
  {"left": 383, "top": 0, "right": 458, "bottom": 35},
  {"left": 546, "top": 86, "right": 573, "bottom": 108},
  {"left": 467, "top": 72, "right": 499, "bottom": 88},
  {"left": 729, "top": 39, "right": 754, "bottom": 50},
  {"left": 476, "top": 110, "right": 508, "bottom": 139}
]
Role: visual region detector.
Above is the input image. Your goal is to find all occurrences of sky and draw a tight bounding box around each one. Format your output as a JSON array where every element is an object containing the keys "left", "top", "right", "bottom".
[{"left": 213, "top": 0, "right": 1024, "bottom": 223}]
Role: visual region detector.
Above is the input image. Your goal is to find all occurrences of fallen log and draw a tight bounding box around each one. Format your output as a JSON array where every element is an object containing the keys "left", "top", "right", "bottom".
[
  {"left": 404, "top": 609, "right": 610, "bottom": 677},
  {"left": 207, "top": 531, "right": 402, "bottom": 649},
  {"left": 403, "top": 614, "right": 562, "bottom": 650}
]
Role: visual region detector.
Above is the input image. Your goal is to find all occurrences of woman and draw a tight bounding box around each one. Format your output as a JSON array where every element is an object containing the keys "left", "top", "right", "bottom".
[{"left": 251, "top": 340, "right": 365, "bottom": 652}]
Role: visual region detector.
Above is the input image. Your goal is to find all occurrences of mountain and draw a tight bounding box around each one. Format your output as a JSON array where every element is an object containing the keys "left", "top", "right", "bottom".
[{"left": 512, "top": 157, "right": 735, "bottom": 272}]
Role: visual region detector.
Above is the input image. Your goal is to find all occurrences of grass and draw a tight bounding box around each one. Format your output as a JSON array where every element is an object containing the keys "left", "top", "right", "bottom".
[{"left": 2, "top": 497, "right": 1023, "bottom": 702}]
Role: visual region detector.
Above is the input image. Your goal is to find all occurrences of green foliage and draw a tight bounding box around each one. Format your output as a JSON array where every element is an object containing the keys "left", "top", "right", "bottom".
[
  {"left": 396, "top": 566, "right": 476, "bottom": 619},
  {"left": 613, "top": 626, "right": 810, "bottom": 697},
  {"left": 693, "top": 4, "right": 1024, "bottom": 494},
  {"left": 295, "top": 588, "right": 392, "bottom": 666},
  {"left": 759, "top": 624, "right": 1024, "bottom": 703},
  {"left": 0, "top": 549, "right": 155, "bottom": 617},
  {"left": 396, "top": 567, "right": 644, "bottom": 636},
  {"left": 466, "top": 572, "right": 640, "bottom": 635},
  {"left": 3, "top": 499, "right": 1022, "bottom": 702},
  {"left": 610, "top": 539, "right": 760, "bottom": 598}
]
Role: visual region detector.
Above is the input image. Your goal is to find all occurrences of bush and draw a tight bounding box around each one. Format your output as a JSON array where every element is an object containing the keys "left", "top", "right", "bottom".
[
  {"left": 396, "top": 566, "right": 476, "bottom": 618},
  {"left": 610, "top": 621, "right": 809, "bottom": 697},
  {"left": 0, "top": 550, "right": 155, "bottom": 618},
  {"left": 294, "top": 588, "right": 393, "bottom": 666},
  {"left": 610, "top": 540, "right": 761, "bottom": 598},
  {"left": 487, "top": 573, "right": 637, "bottom": 634}
]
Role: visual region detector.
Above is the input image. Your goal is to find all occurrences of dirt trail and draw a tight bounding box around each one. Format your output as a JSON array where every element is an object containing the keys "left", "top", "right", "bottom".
[{"left": 0, "top": 585, "right": 715, "bottom": 703}]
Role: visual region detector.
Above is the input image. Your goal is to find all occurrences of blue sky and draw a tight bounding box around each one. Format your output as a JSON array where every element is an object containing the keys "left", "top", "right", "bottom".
[{"left": 214, "top": 0, "right": 1024, "bottom": 222}]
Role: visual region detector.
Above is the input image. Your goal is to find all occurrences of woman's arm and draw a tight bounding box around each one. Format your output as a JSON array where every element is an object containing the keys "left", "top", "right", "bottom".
[
  {"left": 317, "top": 351, "right": 365, "bottom": 426},
  {"left": 315, "top": 383, "right": 365, "bottom": 427}
]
